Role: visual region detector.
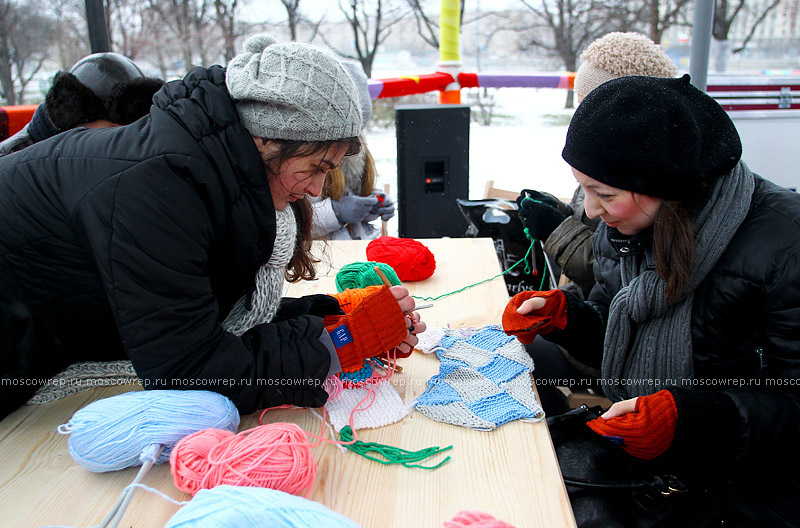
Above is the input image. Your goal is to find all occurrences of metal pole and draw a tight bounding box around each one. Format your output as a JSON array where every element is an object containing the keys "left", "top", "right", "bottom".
[
  {"left": 689, "top": 0, "right": 715, "bottom": 91},
  {"left": 85, "top": 0, "right": 111, "bottom": 53}
]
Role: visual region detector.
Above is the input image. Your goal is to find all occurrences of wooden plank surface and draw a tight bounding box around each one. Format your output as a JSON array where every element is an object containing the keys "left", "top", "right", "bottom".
[{"left": 0, "top": 237, "right": 576, "bottom": 528}]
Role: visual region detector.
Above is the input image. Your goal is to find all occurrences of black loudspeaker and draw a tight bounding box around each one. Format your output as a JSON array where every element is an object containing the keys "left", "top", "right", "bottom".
[{"left": 395, "top": 104, "right": 470, "bottom": 238}]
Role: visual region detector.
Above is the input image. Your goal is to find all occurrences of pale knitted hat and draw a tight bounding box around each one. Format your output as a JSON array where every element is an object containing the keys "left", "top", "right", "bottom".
[
  {"left": 339, "top": 58, "right": 373, "bottom": 127},
  {"left": 573, "top": 32, "right": 677, "bottom": 99},
  {"left": 226, "top": 34, "right": 362, "bottom": 141}
]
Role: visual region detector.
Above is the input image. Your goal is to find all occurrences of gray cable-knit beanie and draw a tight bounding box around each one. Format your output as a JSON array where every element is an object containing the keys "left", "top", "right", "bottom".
[
  {"left": 573, "top": 32, "right": 677, "bottom": 99},
  {"left": 226, "top": 34, "right": 362, "bottom": 141}
]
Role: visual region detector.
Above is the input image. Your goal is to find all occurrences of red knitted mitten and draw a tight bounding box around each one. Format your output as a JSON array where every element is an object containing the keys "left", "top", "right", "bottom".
[
  {"left": 323, "top": 285, "right": 408, "bottom": 372},
  {"left": 587, "top": 390, "right": 678, "bottom": 460},
  {"left": 502, "top": 289, "right": 568, "bottom": 344}
]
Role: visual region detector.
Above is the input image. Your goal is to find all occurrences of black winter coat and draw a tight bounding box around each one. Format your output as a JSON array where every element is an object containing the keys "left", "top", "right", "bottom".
[
  {"left": 546, "top": 174, "right": 800, "bottom": 524},
  {"left": 0, "top": 66, "right": 339, "bottom": 418}
]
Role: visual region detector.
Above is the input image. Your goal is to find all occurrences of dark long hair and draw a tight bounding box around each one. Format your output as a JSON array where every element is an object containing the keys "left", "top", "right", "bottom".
[
  {"left": 652, "top": 200, "right": 696, "bottom": 303},
  {"left": 262, "top": 137, "right": 362, "bottom": 282}
]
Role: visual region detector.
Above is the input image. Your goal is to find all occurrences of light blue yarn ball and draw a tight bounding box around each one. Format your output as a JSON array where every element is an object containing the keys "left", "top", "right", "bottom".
[
  {"left": 59, "top": 390, "right": 240, "bottom": 473},
  {"left": 164, "top": 485, "right": 363, "bottom": 528}
]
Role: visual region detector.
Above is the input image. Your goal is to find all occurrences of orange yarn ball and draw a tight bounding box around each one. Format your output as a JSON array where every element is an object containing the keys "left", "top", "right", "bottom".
[
  {"left": 170, "top": 423, "right": 317, "bottom": 497},
  {"left": 330, "top": 285, "right": 382, "bottom": 313},
  {"left": 366, "top": 236, "right": 436, "bottom": 281}
]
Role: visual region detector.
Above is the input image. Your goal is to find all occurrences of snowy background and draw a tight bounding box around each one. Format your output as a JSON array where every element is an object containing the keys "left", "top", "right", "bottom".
[{"left": 365, "top": 85, "right": 577, "bottom": 237}]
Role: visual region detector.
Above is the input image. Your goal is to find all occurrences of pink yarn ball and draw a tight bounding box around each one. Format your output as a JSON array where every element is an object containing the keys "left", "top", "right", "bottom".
[
  {"left": 170, "top": 423, "right": 317, "bottom": 497},
  {"left": 366, "top": 236, "right": 436, "bottom": 281}
]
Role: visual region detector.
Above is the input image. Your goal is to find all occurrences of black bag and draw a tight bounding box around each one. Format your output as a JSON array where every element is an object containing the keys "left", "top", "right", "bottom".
[
  {"left": 456, "top": 199, "right": 558, "bottom": 296},
  {"left": 548, "top": 405, "right": 720, "bottom": 528}
]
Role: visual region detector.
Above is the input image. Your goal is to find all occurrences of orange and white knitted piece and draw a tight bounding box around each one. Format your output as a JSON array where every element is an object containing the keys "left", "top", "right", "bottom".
[{"left": 324, "top": 380, "right": 409, "bottom": 433}]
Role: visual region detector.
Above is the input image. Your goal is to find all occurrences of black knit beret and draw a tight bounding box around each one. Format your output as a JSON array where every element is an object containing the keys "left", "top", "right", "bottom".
[{"left": 562, "top": 74, "right": 742, "bottom": 201}]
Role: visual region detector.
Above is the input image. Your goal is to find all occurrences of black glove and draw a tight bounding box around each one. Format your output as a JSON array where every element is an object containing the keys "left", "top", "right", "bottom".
[{"left": 516, "top": 189, "right": 567, "bottom": 242}]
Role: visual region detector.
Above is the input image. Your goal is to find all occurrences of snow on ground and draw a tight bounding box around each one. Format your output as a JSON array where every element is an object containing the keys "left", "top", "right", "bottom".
[{"left": 365, "top": 87, "right": 578, "bottom": 236}]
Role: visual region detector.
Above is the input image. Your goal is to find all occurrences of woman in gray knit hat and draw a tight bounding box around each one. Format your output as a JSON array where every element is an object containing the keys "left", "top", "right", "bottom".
[
  {"left": 508, "top": 75, "right": 800, "bottom": 526},
  {"left": 0, "top": 34, "right": 424, "bottom": 418}
]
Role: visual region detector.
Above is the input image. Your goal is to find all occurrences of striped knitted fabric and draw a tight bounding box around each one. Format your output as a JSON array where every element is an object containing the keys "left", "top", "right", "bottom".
[{"left": 414, "top": 326, "right": 544, "bottom": 431}]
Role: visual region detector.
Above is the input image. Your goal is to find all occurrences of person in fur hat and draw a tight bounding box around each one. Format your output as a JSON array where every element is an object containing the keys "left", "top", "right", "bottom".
[
  {"left": 310, "top": 59, "right": 395, "bottom": 240},
  {"left": 0, "top": 52, "right": 163, "bottom": 157}
]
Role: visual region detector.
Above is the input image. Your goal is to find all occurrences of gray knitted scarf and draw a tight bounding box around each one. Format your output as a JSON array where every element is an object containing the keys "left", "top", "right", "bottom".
[
  {"left": 602, "top": 162, "right": 755, "bottom": 401},
  {"left": 222, "top": 205, "right": 296, "bottom": 336}
]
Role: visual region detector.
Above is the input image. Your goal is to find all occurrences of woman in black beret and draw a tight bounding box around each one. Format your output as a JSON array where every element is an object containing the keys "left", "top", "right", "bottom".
[{"left": 507, "top": 74, "right": 800, "bottom": 526}]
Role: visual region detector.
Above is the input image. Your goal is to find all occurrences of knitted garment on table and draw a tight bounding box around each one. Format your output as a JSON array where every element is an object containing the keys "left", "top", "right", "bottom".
[
  {"left": 26, "top": 361, "right": 138, "bottom": 405},
  {"left": 414, "top": 326, "right": 545, "bottom": 431},
  {"left": 222, "top": 206, "right": 296, "bottom": 336},
  {"left": 325, "top": 379, "right": 409, "bottom": 433},
  {"left": 27, "top": 203, "right": 297, "bottom": 404},
  {"left": 337, "top": 359, "right": 383, "bottom": 389}
]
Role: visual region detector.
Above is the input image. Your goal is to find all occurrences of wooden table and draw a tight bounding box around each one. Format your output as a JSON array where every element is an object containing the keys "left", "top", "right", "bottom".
[{"left": 0, "top": 238, "right": 576, "bottom": 528}]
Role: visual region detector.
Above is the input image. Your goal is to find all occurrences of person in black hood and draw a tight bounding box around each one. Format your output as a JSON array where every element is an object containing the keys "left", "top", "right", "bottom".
[
  {"left": 0, "top": 34, "right": 424, "bottom": 419},
  {"left": 505, "top": 75, "right": 800, "bottom": 526},
  {"left": 0, "top": 52, "right": 164, "bottom": 156}
]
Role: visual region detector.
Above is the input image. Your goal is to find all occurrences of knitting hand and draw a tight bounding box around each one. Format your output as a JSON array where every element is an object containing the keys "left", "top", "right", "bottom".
[
  {"left": 388, "top": 286, "right": 426, "bottom": 358},
  {"left": 502, "top": 290, "right": 568, "bottom": 344},
  {"left": 587, "top": 390, "right": 678, "bottom": 460},
  {"left": 331, "top": 194, "right": 379, "bottom": 225},
  {"left": 516, "top": 190, "right": 567, "bottom": 242},
  {"left": 365, "top": 191, "right": 395, "bottom": 222},
  {"left": 323, "top": 285, "right": 408, "bottom": 371}
]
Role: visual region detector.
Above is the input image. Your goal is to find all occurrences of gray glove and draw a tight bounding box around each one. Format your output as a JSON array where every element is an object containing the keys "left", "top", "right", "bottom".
[
  {"left": 369, "top": 192, "right": 395, "bottom": 221},
  {"left": 331, "top": 194, "right": 379, "bottom": 224}
]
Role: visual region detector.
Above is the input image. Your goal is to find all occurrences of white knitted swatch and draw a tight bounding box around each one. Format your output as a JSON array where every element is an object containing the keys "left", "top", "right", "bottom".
[
  {"left": 222, "top": 206, "right": 296, "bottom": 336},
  {"left": 416, "top": 326, "right": 446, "bottom": 354},
  {"left": 324, "top": 380, "right": 409, "bottom": 432}
]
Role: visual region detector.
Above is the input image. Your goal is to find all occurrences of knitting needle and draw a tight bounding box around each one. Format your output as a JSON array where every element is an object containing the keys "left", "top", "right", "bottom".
[
  {"left": 373, "top": 265, "right": 394, "bottom": 288},
  {"left": 373, "top": 266, "right": 434, "bottom": 310}
]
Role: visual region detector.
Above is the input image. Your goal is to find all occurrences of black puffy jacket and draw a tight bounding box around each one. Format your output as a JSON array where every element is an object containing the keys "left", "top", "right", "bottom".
[
  {"left": 546, "top": 173, "right": 800, "bottom": 523},
  {"left": 0, "top": 66, "right": 338, "bottom": 417}
]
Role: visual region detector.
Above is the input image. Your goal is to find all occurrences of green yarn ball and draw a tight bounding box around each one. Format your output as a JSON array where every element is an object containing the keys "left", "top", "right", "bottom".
[{"left": 335, "top": 262, "right": 401, "bottom": 292}]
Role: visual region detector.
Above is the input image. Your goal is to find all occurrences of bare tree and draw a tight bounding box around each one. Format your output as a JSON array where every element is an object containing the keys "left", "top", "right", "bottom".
[
  {"left": 214, "top": 0, "right": 249, "bottom": 61},
  {"left": 643, "top": 0, "right": 692, "bottom": 43},
  {"left": 0, "top": 0, "right": 56, "bottom": 105},
  {"left": 518, "top": 0, "right": 608, "bottom": 108},
  {"left": 335, "top": 0, "right": 408, "bottom": 77},
  {"left": 712, "top": 0, "right": 783, "bottom": 72},
  {"left": 149, "top": 0, "right": 218, "bottom": 72},
  {"left": 280, "top": 0, "right": 302, "bottom": 40}
]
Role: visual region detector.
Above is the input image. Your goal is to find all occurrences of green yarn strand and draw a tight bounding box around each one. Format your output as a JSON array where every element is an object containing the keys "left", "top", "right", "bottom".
[
  {"left": 412, "top": 235, "right": 544, "bottom": 302},
  {"left": 338, "top": 426, "right": 452, "bottom": 469}
]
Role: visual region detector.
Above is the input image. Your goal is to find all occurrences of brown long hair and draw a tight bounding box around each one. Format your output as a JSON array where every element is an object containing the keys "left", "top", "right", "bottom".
[
  {"left": 261, "top": 137, "right": 362, "bottom": 282},
  {"left": 652, "top": 200, "right": 696, "bottom": 303},
  {"left": 320, "top": 134, "right": 376, "bottom": 200}
]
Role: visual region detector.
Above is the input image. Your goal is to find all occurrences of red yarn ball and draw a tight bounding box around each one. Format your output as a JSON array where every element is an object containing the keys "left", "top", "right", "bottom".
[{"left": 366, "top": 236, "right": 436, "bottom": 281}]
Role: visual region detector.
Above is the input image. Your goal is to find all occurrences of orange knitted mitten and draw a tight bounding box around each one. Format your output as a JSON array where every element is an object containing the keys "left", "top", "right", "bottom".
[
  {"left": 323, "top": 285, "right": 408, "bottom": 372},
  {"left": 587, "top": 390, "right": 678, "bottom": 460},
  {"left": 502, "top": 289, "right": 568, "bottom": 344}
]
